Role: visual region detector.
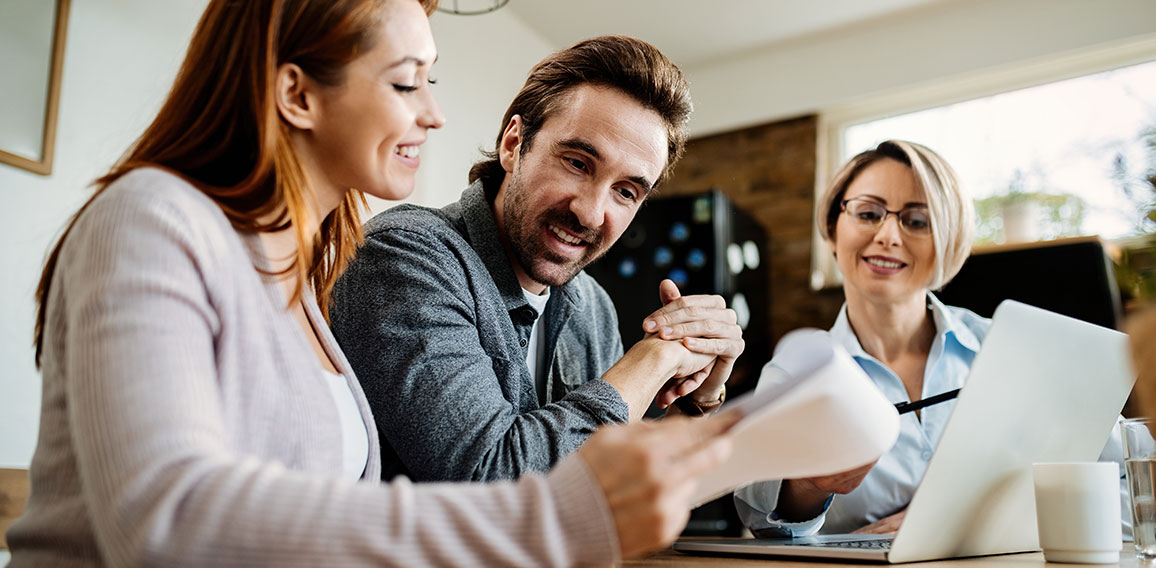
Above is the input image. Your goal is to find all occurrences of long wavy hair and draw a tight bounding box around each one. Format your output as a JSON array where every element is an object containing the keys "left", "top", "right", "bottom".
[{"left": 33, "top": 0, "right": 437, "bottom": 367}]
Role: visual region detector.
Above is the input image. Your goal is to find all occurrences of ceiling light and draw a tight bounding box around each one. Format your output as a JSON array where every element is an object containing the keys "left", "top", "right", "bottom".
[{"left": 436, "top": 0, "right": 510, "bottom": 15}]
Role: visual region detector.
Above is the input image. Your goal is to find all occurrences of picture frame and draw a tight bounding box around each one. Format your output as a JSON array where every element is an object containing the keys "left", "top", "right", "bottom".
[{"left": 0, "top": 0, "right": 71, "bottom": 176}]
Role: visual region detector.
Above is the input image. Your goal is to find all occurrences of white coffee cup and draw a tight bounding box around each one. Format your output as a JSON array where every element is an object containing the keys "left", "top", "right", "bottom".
[{"left": 1032, "top": 462, "right": 1121, "bottom": 564}]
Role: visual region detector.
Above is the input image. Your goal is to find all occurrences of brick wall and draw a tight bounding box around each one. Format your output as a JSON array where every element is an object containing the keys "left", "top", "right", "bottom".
[{"left": 662, "top": 115, "right": 846, "bottom": 358}]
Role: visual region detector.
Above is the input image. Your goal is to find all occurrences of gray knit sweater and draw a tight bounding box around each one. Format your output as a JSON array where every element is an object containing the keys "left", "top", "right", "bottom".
[
  {"left": 330, "top": 181, "right": 628, "bottom": 484},
  {"left": 6, "top": 168, "right": 619, "bottom": 567}
]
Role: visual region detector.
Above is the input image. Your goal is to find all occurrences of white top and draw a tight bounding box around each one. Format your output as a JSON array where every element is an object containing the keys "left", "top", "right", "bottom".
[
  {"left": 321, "top": 369, "right": 370, "bottom": 481},
  {"left": 522, "top": 287, "right": 551, "bottom": 401}
]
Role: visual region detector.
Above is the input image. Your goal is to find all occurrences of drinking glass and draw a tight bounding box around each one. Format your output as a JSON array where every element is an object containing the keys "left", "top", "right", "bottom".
[{"left": 1122, "top": 418, "right": 1156, "bottom": 559}]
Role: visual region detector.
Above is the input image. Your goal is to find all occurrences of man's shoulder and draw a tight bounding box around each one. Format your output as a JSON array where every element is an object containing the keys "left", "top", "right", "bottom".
[
  {"left": 363, "top": 203, "right": 460, "bottom": 240},
  {"left": 359, "top": 203, "right": 482, "bottom": 260},
  {"left": 569, "top": 271, "right": 614, "bottom": 305}
]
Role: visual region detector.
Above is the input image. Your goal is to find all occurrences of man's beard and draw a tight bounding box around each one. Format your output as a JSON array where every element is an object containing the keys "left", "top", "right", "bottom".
[{"left": 502, "top": 168, "right": 608, "bottom": 287}]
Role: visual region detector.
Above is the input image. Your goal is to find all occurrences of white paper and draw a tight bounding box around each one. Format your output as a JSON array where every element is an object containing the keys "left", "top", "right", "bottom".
[{"left": 692, "top": 329, "right": 901, "bottom": 506}]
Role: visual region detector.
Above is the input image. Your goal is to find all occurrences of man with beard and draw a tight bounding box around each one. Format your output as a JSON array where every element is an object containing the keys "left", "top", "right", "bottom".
[{"left": 330, "top": 36, "right": 744, "bottom": 483}]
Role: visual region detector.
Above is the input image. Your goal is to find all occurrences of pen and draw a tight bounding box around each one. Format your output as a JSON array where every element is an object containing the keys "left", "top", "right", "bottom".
[{"left": 893, "top": 388, "right": 961, "bottom": 415}]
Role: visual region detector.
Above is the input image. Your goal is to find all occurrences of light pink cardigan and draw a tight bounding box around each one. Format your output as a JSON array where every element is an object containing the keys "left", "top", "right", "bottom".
[{"left": 6, "top": 168, "right": 619, "bottom": 566}]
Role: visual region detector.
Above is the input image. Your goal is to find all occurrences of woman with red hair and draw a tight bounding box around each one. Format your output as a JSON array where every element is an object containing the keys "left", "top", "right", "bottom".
[{"left": 6, "top": 1, "right": 735, "bottom": 565}]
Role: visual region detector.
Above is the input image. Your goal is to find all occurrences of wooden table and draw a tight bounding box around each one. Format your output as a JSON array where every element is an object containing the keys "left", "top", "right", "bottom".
[{"left": 625, "top": 543, "right": 1144, "bottom": 566}]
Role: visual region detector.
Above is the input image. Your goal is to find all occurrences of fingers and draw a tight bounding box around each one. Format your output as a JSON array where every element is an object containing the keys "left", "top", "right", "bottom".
[
  {"left": 658, "top": 278, "right": 681, "bottom": 305},
  {"left": 579, "top": 416, "right": 740, "bottom": 559},
  {"left": 655, "top": 377, "right": 696, "bottom": 408},
  {"left": 850, "top": 510, "right": 905, "bottom": 535},
  {"left": 683, "top": 335, "right": 744, "bottom": 358},
  {"left": 642, "top": 294, "right": 733, "bottom": 335}
]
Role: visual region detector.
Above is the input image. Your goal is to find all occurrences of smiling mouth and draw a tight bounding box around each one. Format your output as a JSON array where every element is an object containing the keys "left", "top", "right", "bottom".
[
  {"left": 394, "top": 145, "right": 419, "bottom": 158},
  {"left": 549, "top": 224, "right": 587, "bottom": 246},
  {"left": 864, "top": 257, "right": 905, "bottom": 269}
]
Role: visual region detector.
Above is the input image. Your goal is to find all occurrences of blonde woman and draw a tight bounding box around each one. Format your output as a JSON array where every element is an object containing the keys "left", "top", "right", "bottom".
[{"left": 735, "top": 140, "right": 1127, "bottom": 537}]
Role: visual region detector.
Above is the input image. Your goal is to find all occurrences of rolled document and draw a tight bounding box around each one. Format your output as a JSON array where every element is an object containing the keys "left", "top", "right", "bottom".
[{"left": 692, "top": 329, "right": 900, "bottom": 506}]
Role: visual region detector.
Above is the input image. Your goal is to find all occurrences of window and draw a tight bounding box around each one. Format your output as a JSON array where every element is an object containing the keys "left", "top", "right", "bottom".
[{"left": 813, "top": 53, "right": 1156, "bottom": 290}]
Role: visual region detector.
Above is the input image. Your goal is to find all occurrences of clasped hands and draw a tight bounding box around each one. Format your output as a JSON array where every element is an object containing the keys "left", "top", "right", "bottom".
[{"left": 641, "top": 279, "right": 745, "bottom": 410}]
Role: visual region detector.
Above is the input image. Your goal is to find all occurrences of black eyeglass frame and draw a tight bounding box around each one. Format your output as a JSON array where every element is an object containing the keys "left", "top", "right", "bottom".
[{"left": 839, "top": 197, "right": 932, "bottom": 236}]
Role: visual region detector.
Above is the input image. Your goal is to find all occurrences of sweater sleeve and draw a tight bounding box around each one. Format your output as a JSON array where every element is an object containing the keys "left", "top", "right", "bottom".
[
  {"left": 57, "top": 180, "right": 619, "bottom": 567},
  {"left": 329, "top": 225, "right": 628, "bottom": 483}
]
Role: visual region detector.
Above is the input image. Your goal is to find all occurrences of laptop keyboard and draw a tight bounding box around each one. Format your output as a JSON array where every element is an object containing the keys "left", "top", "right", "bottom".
[{"left": 793, "top": 538, "right": 893, "bottom": 550}]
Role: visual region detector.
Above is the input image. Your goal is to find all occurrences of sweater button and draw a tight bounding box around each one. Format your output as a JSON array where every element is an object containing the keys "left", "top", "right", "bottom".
[{"left": 520, "top": 339, "right": 528, "bottom": 347}]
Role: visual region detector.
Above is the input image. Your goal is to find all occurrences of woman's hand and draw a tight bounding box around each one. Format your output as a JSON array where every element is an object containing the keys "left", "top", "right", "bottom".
[
  {"left": 775, "top": 461, "right": 877, "bottom": 522},
  {"left": 578, "top": 412, "right": 740, "bottom": 559},
  {"left": 852, "top": 509, "right": 907, "bottom": 535},
  {"left": 795, "top": 461, "right": 876, "bottom": 495},
  {"left": 644, "top": 280, "right": 744, "bottom": 408}
]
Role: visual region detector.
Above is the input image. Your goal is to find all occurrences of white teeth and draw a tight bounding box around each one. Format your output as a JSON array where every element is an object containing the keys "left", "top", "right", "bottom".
[
  {"left": 866, "top": 257, "right": 903, "bottom": 269},
  {"left": 549, "top": 224, "right": 584, "bottom": 245},
  {"left": 394, "top": 145, "right": 419, "bottom": 158}
]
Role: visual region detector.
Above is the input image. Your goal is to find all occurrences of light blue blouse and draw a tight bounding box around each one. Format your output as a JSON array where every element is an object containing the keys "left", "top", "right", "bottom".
[{"left": 733, "top": 293, "right": 1131, "bottom": 537}]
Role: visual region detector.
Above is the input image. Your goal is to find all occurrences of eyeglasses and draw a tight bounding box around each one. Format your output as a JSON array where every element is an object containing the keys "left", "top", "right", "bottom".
[{"left": 840, "top": 197, "right": 932, "bottom": 237}]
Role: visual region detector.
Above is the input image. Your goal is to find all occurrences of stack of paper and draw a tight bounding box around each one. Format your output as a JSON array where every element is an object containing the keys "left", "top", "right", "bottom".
[{"left": 692, "top": 329, "right": 901, "bottom": 506}]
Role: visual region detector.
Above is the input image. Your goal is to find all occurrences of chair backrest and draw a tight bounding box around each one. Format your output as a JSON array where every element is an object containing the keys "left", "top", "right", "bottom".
[
  {"left": 936, "top": 236, "right": 1122, "bottom": 330},
  {"left": 0, "top": 468, "right": 30, "bottom": 550}
]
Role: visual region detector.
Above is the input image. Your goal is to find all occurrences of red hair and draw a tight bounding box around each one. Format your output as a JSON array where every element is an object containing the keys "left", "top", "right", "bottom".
[{"left": 34, "top": 0, "right": 438, "bottom": 366}]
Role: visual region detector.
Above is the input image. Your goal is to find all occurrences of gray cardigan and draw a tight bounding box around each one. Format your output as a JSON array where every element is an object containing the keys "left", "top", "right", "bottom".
[
  {"left": 7, "top": 168, "right": 619, "bottom": 567},
  {"left": 330, "top": 180, "right": 629, "bottom": 483}
]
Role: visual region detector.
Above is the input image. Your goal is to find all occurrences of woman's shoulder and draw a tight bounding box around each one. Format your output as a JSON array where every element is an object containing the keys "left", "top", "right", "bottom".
[
  {"left": 70, "top": 167, "right": 243, "bottom": 265},
  {"left": 93, "top": 167, "right": 225, "bottom": 222},
  {"left": 940, "top": 303, "right": 993, "bottom": 344}
]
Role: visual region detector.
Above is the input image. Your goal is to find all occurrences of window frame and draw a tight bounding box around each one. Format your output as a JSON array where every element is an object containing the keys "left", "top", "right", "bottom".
[{"left": 811, "top": 36, "right": 1156, "bottom": 290}]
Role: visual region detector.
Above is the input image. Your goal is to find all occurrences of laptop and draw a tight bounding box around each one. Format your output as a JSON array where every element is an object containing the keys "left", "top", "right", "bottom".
[{"left": 675, "top": 300, "right": 1135, "bottom": 563}]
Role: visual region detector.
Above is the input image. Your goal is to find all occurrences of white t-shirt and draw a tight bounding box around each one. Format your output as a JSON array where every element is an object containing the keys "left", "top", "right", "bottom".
[
  {"left": 522, "top": 287, "right": 551, "bottom": 403},
  {"left": 321, "top": 369, "right": 369, "bottom": 481}
]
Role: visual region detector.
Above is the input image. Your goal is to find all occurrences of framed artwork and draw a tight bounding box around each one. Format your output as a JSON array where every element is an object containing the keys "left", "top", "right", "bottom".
[{"left": 0, "top": 0, "right": 70, "bottom": 176}]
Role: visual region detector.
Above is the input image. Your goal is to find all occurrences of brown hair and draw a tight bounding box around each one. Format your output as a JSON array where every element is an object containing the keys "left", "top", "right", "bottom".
[
  {"left": 817, "top": 139, "right": 974, "bottom": 291},
  {"left": 33, "top": 0, "right": 437, "bottom": 366},
  {"left": 468, "top": 35, "right": 692, "bottom": 189}
]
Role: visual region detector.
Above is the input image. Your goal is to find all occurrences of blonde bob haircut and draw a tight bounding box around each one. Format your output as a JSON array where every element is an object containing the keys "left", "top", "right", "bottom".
[{"left": 817, "top": 140, "right": 973, "bottom": 291}]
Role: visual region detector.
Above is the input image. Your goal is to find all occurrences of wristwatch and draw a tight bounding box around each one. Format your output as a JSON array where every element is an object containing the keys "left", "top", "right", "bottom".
[{"left": 672, "top": 385, "right": 726, "bottom": 416}]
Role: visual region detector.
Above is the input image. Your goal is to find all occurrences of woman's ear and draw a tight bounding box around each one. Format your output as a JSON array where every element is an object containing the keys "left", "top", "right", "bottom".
[
  {"left": 497, "top": 115, "right": 523, "bottom": 174},
  {"left": 275, "top": 63, "right": 316, "bottom": 130}
]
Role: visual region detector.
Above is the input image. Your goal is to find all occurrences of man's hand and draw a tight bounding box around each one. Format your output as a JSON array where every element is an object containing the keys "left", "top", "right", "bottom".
[
  {"left": 852, "top": 509, "right": 906, "bottom": 535},
  {"left": 643, "top": 280, "right": 744, "bottom": 408}
]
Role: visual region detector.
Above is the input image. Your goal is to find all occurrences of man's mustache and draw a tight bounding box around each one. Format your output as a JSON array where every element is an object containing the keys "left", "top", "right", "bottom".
[{"left": 542, "top": 209, "right": 602, "bottom": 247}]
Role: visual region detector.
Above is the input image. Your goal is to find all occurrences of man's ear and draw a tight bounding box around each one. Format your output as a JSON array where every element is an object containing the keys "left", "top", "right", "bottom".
[
  {"left": 498, "top": 115, "right": 523, "bottom": 174},
  {"left": 275, "top": 62, "right": 317, "bottom": 130}
]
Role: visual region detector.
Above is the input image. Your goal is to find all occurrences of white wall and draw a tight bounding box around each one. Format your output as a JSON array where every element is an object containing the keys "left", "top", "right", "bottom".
[
  {"left": 682, "top": 0, "right": 1156, "bottom": 137},
  {"left": 369, "top": 9, "right": 555, "bottom": 212},
  {"left": 0, "top": 0, "right": 209, "bottom": 468}
]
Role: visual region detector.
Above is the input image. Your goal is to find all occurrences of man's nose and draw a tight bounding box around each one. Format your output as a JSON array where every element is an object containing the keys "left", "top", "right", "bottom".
[{"left": 570, "top": 186, "right": 610, "bottom": 230}]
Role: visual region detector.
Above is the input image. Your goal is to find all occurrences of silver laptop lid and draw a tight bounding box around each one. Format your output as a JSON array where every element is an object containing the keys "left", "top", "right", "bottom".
[
  {"left": 887, "top": 300, "right": 1132, "bottom": 562},
  {"left": 675, "top": 301, "right": 1134, "bottom": 564}
]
